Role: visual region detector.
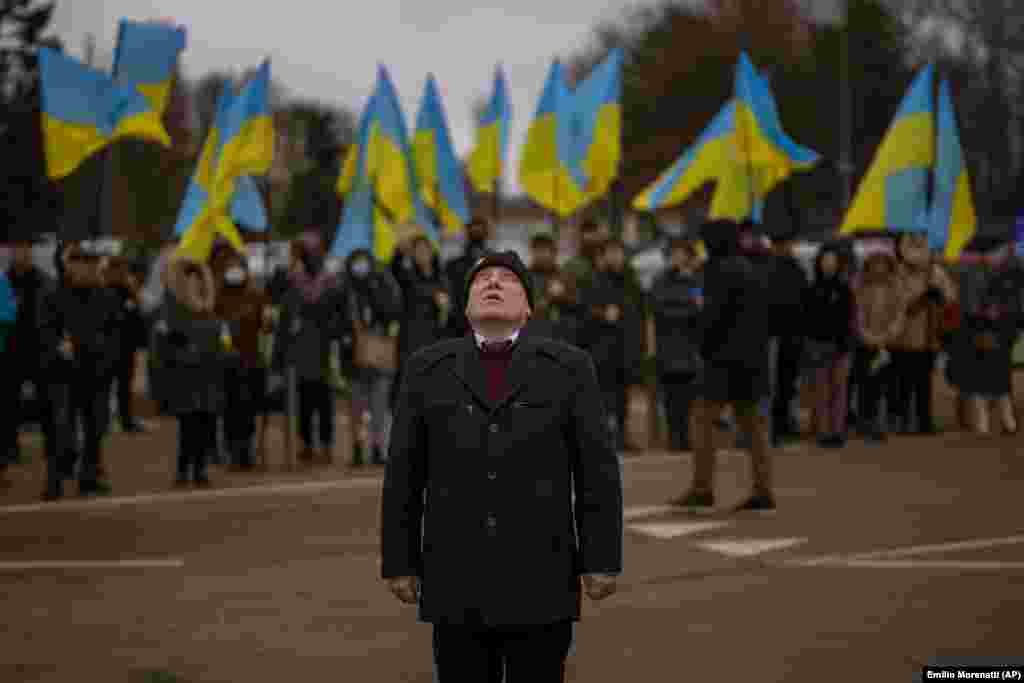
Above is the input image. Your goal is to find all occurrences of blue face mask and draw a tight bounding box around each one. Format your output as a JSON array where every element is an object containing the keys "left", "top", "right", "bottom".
[{"left": 351, "top": 261, "right": 371, "bottom": 277}]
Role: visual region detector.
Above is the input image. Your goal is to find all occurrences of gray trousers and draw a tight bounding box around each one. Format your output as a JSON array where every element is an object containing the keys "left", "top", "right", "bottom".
[{"left": 349, "top": 368, "right": 394, "bottom": 453}]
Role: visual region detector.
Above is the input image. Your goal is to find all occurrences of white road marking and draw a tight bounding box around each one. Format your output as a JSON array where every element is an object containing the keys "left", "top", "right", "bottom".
[
  {"left": 623, "top": 504, "right": 677, "bottom": 521},
  {"left": 697, "top": 538, "right": 807, "bottom": 557},
  {"left": 0, "top": 477, "right": 383, "bottom": 515},
  {"left": 627, "top": 521, "right": 732, "bottom": 540},
  {"left": 0, "top": 558, "right": 185, "bottom": 571},
  {"left": 782, "top": 559, "right": 1024, "bottom": 571},
  {"left": 789, "top": 535, "right": 1024, "bottom": 567}
]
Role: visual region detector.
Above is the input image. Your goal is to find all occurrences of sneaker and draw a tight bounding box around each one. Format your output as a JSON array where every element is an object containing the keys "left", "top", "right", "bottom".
[
  {"left": 668, "top": 490, "right": 715, "bottom": 510},
  {"left": 734, "top": 494, "right": 776, "bottom": 513}
]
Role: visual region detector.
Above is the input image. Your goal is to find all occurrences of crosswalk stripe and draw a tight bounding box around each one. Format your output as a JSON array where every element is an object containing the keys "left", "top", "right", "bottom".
[
  {"left": 697, "top": 538, "right": 807, "bottom": 557},
  {"left": 627, "top": 521, "right": 732, "bottom": 540}
]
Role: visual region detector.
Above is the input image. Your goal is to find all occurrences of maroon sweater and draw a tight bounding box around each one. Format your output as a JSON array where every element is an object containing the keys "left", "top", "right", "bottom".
[{"left": 478, "top": 341, "right": 514, "bottom": 404}]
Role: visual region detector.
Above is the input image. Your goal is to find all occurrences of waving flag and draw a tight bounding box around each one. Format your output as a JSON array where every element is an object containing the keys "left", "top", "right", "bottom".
[
  {"left": 565, "top": 47, "right": 624, "bottom": 205},
  {"left": 111, "top": 19, "right": 186, "bottom": 114},
  {"left": 230, "top": 176, "right": 269, "bottom": 232},
  {"left": 841, "top": 65, "right": 935, "bottom": 235},
  {"left": 413, "top": 74, "right": 470, "bottom": 235},
  {"left": 467, "top": 65, "right": 511, "bottom": 194},
  {"left": 632, "top": 101, "right": 736, "bottom": 212},
  {"left": 928, "top": 79, "right": 976, "bottom": 261},
  {"left": 176, "top": 61, "right": 274, "bottom": 261},
  {"left": 38, "top": 47, "right": 170, "bottom": 180},
  {"left": 332, "top": 66, "right": 438, "bottom": 262},
  {"left": 519, "top": 60, "right": 586, "bottom": 217}
]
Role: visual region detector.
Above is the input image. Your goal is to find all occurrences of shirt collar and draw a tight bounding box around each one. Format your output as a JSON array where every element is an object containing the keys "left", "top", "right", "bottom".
[{"left": 474, "top": 329, "right": 521, "bottom": 350}]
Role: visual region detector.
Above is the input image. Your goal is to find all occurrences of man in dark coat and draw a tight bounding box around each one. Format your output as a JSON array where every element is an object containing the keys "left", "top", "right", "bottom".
[
  {"left": 38, "top": 243, "right": 123, "bottom": 498},
  {"left": 670, "top": 219, "right": 775, "bottom": 513},
  {"left": 381, "top": 251, "right": 623, "bottom": 683}
]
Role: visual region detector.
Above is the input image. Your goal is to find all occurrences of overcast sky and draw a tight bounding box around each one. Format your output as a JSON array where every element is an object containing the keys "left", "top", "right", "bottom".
[{"left": 51, "top": 0, "right": 844, "bottom": 195}]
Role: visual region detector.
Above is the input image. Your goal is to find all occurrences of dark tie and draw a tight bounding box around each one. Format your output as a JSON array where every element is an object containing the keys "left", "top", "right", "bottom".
[{"left": 481, "top": 339, "right": 513, "bottom": 355}]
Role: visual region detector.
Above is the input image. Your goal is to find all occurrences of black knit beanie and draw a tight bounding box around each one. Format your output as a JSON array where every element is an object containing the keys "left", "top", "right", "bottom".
[{"left": 464, "top": 250, "right": 535, "bottom": 310}]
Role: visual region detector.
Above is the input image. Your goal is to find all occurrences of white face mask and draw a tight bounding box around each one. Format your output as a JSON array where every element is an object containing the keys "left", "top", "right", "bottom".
[{"left": 225, "top": 267, "right": 246, "bottom": 286}]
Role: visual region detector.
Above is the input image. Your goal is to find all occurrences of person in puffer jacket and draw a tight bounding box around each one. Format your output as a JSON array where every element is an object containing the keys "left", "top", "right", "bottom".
[
  {"left": 648, "top": 236, "right": 704, "bottom": 451},
  {"left": 152, "top": 256, "right": 227, "bottom": 487}
]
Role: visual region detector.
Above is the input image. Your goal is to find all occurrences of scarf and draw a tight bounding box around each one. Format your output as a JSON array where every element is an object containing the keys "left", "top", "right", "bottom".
[{"left": 289, "top": 268, "right": 338, "bottom": 304}]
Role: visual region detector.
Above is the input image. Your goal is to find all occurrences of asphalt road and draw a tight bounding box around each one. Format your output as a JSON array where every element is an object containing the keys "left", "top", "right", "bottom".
[{"left": 1, "top": 416, "right": 1022, "bottom": 683}]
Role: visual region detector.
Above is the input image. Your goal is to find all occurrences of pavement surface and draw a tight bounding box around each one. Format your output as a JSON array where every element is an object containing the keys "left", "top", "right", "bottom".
[{"left": 1, "top": 375, "right": 1022, "bottom": 683}]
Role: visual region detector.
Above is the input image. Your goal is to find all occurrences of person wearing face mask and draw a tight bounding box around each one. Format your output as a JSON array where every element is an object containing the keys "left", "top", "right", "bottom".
[
  {"left": 152, "top": 256, "right": 227, "bottom": 487},
  {"left": 579, "top": 238, "right": 644, "bottom": 451},
  {"left": 339, "top": 248, "right": 403, "bottom": 466},
  {"left": 38, "top": 243, "right": 123, "bottom": 499},
  {"left": 213, "top": 247, "right": 271, "bottom": 470},
  {"left": 648, "top": 237, "right": 704, "bottom": 451},
  {"left": 443, "top": 217, "right": 491, "bottom": 338}
]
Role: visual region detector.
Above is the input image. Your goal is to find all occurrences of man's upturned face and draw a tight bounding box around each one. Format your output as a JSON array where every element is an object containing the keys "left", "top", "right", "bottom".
[{"left": 466, "top": 265, "right": 531, "bottom": 327}]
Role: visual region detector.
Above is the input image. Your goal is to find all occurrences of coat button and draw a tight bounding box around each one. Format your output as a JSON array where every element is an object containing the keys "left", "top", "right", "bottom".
[
  {"left": 486, "top": 515, "right": 497, "bottom": 528},
  {"left": 487, "top": 471, "right": 496, "bottom": 481},
  {"left": 489, "top": 423, "right": 498, "bottom": 434}
]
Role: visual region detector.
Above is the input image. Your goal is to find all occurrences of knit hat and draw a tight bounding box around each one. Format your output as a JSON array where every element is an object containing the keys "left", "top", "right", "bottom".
[{"left": 464, "top": 250, "right": 535, "bottom": 311}]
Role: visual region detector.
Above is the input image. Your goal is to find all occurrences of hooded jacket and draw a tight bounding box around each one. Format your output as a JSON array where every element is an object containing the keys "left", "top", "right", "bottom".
[{"left": 854, "top": 252, "right": 906, "bottom": 348}]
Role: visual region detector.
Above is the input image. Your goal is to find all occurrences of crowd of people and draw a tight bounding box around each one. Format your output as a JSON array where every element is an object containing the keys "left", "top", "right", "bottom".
[{"left": 0, "top": 215, "right": 1021, "bottom": 504}]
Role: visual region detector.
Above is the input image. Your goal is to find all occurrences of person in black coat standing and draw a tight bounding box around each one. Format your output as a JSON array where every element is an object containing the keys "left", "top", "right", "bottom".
[
  {"left": 381, "top": 251, "right": 623, "bottom": 683},
  {"left": 442, "top": 217, "right": 491, "bottom": 338},
  {"left": 670, "top": 219, "right": 775, "bottom": 513}
]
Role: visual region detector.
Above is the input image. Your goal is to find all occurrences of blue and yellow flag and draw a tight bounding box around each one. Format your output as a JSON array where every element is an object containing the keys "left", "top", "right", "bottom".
[
  {"left": 710, "top": 52, "right": 820, "bottom": 222},
  {"left": 632, "top": 101, "right": 736, "bottom": 212},
  {"left": 565, "top": 47, "right": 623, "bottom": 205},
  {"left": 111, "top": 19, "right": 186, "bottom": 115},
  {"left": 38, "top": 47, "right": 171, "bottom": 180},
  {"left": 176, "top": 61, "right": 274, "bottom": 261},
  {"left": 413, "top": 74, "right": 470, "bottom": 236},
  {"left": 841, "top": 64, "right": 935, "bottom": 235},
  {"left": 519, "top": 60, "right": 586, "bottom": 217},
  {"left": 467, "top": 65, "right": 511, "bottom": 195},
  {"left": 928, "top": 79, "right": 976, "bottom": 261},
  {"left": 332, "top": 66, "right": 438, "bottom": 262},
  {"left": 231, "top": 176, "right": 269, "bottom": 232}
]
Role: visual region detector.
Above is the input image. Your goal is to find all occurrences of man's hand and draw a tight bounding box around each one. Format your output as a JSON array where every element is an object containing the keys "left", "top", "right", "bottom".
[
  {"left": 386, "top": 576, "right": 419, "bottom": 604},
  {"left": 582, "top": 573, "right": 617, "bottom": 601},
  {"left": 606, "top": 304, "right": 621, "bottom": 323},
  {"left": 58, "top": 337, "right": 74, "bottom": 359}
]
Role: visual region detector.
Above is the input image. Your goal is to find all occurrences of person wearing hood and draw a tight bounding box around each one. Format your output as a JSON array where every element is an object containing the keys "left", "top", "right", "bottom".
[
  {"left": 443, "top": 217, "right": 491, "bottom": 338},
  {"left": 647, "top": 236, "right": 704, "bottom": 451},
  {"left": 339, "top": 248, "right": 403, "bottom": 466},
  {"left": 213, "top": 246, "right": 272, "bottom": 470},
  {"left": 273, "top": 231, "right": 344, "bottom": 465},
  {"left": 888, "top": 233, "right": 957, "bottom": 434},
  {"left": 579, "top": 237, "right": 644, "bottom": 450},
  {"left": 671, "top": 219, "right": 774, "bottom": 514},
  {"left": 1, "top": 238, "right": 56, "bottom": 479},
  {"left": 38, "top": 243, "right": 123, "bottom": 498},
  {"left": 151, "top": 255, "right": 227, "bottom": 487},
  {"left": 803, "top": 243, "right": 856, "bottom": 448},
  {"left": 852, "top": 251, "right": 905, "bottom": 443}
]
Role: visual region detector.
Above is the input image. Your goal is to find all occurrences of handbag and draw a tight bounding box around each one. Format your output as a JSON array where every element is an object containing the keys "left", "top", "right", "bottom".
[{"left": 350, "top": 292, "right": 397, "bottom": 372}]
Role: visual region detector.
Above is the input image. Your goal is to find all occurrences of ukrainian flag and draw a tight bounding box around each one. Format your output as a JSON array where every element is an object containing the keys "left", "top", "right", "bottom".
[
  {"left": 38, "top": 47, "right": 171, "bottom": 180},
  {"left": 467, "top": 65, "right": 511, "bottom": 195},
  {"left": 841, "top": 64, "right": 935, "bottom": 235},
  {"left": 413, "top": 74, "right": 470, "bottom": 236},
  {"left": 231, "top": 176, "right": 269, "bottom": 232},
  {"left": 632, "top": 101, "right": 736, "bottom": 212},
  {"left": 928, "top": 79, "right": 976, "bottom": 261},
  {"left": 111, "top": 19, "right": 186, "bottom": 115},
  {"left": 519, "top": 60, "right": 586, "bottom": 217},
  {"left": 332, "top": 67, "right": 438, "bottom": 262},
  {"left": 176, "top": 61, "right": 274, "bottom": 261},
  {"left": 565, "top": 47, "right": 623, "bottom": 205},
  {"left": 710, "top": 52, "right": 820, "bottom": 222}
]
